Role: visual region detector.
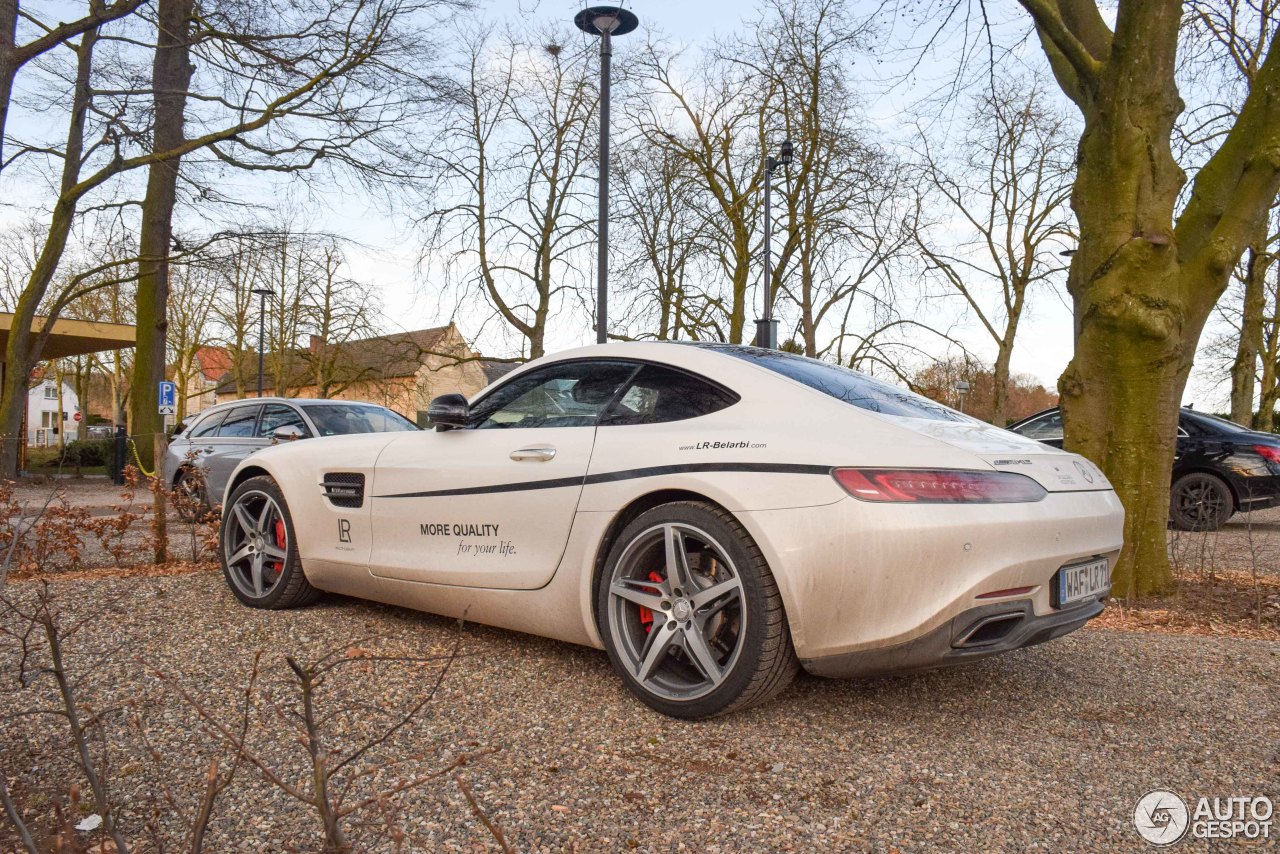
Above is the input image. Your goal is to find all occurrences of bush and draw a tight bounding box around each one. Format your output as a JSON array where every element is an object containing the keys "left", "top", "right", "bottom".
[{"left": 58, "top": 438, "right": 113, "bottom": 468}]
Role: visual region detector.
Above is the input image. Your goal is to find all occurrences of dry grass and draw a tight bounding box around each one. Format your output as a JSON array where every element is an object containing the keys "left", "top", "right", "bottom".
[
  {"left": 9, "top": 559, "right": 217, "bottom": 583},
  {"left": 1092, "top": 569, "right": 1280, "bottom": 641}
]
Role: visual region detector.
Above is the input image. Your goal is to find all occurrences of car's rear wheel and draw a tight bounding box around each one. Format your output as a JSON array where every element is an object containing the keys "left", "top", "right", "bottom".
[
  {"left": 597, "top": 501, "right": 797, "bottom": 719},
  {"left": 1170, "top": 472, "right": 1234, "bottom": 531},
  {"left": 220, "top": 475, "right": 319, "bottom": 609}
]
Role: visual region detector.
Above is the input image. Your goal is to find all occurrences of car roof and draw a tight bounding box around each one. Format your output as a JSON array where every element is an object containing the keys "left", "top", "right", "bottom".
[{"left": 189, "top": 398, "right": 392, "bottom": 416}]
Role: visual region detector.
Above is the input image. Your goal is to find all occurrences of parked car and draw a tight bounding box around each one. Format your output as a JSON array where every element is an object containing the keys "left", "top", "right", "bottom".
[
  {"left": 1008, "top": 406, "right": 1280, "bottom": 531},
  {"left": 162, "top": 398, "right": 418, "bottom": 513},
  {"left": 213, "top": 343, "right": 1123, "bottom": 719}
]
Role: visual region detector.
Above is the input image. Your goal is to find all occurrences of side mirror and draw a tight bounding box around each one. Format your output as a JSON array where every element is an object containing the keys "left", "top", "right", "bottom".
[
  {"left": 272, "top": 425, "right": 306, "bottom": 442},
  {"left": 427, "top": 393, "right": 469, "bottom": 430}
]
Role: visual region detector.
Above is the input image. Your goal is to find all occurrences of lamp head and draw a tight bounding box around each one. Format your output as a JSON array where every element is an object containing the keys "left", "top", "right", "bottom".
[
  {"left": 779, "top": 139, "right": 794, "bottom": 166},
  {"left": 573, "top": 5, "right": 639, "bottom": 36}
]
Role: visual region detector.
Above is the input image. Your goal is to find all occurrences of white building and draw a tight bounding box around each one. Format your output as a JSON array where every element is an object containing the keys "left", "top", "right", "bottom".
[{"left": 27, "top": 379, "right": 79, "bottom": 447}]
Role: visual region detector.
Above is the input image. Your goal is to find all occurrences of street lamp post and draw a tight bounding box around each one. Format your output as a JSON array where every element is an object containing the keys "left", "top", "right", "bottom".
[
  {"left": 251, "top": 287, "right": 274, "bottom": 396},
  {"left": 756, "top": 138, "right": 793, "bottom": 349},
  {"left": 574, "top": 5, "right": 639, "bottom": 345},
  {"left": 955, "top": 379, "right": 971, "bottom": 413}
]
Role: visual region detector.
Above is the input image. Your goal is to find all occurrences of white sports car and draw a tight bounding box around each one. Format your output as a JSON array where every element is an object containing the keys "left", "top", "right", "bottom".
[{"left": 219, "top": 343, "right": 1123, "bottom": 718}]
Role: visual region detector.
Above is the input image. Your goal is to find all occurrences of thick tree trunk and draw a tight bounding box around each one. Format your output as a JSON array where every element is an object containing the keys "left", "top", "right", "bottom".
[
  {"left": 1059, "top": 284, "right": 1189, "bottom": 597},
  {"left": 1230, "top": 229, "right": 1269, "bottom": 426},
  {"left": 129, "top": 0, "right": 193, "bottom": 472},
  {"left": 1055, "top": 5, "right": 1189, "bottom": 598}
]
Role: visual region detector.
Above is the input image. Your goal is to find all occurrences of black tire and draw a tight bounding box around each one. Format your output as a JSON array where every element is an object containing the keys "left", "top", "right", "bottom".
[
  {"left": 174, "top": 468, "right": 210, "bottom": 523},
  {"left": 219, "top": 475, "right": 319, "bottom": 609},
  {"left": 596, "top": 501, "right": 798, "bottom": 719},
  {"left": 1169, "top": 472, "right": 1234, "bottom": 531}
]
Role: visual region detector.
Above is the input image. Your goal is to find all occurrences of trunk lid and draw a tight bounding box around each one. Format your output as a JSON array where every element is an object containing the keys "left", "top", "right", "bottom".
[{"left": 889, "top": 416, "right": 1113, "bottom": 493}]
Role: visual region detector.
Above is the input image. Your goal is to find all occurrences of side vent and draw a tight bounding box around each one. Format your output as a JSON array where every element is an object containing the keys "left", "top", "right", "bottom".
[{"left": 321, "top": 473, "right": 365, "bottom": 508}]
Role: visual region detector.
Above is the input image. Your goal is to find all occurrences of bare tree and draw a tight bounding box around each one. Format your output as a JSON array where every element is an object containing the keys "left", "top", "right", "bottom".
[
  {"left": 0, "top": 0, "right": 456, "bottom": 476},
  {"left": 912, "top": 75, "right": 1075, "bottom": 426},
  {"left": 168, "top": 260, "right": 219, "bottom": 422},
  {"left": 421, "top": 25, "right": 596, "bottom": 359},
  {"left": 1009, "top": 0, "right": 1280, "bottom": 595},
  {"left": 1179, "top": 1, "right": 1280, "bottom": 425},
  {"left": 630, "top": 42, "right": 765, "bottom": 344},
  {"left": 613, "top": 143, "right": 713, "bottom": 340}
]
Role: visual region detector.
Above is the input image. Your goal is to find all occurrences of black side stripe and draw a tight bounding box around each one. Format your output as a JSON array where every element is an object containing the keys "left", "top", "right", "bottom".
[{"left": 373, "top": 462, "right": 833, "bottom": 499}]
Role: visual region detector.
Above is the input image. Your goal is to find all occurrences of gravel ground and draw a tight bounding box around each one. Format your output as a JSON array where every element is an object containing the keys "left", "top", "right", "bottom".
[{"left": 2, "top": 570, "right": 1277, "bottom": 852}]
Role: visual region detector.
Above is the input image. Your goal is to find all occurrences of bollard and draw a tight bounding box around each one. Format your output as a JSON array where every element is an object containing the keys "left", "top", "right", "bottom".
[{"left": 112, "top": 425, "right": 126, "bottom": 486}]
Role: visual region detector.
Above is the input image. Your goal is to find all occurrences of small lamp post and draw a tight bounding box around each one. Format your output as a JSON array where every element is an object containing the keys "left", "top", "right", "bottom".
[
  {"left": 574, "top": 5, "right": 639, "bottom": 345},
  {"left": 251, "top": 287, "right": 274, "bottom": 397},
  {"left": 756, "top": 138, "right": 793, "bottom": 349},
  {"left": 955, "top": 379, "right": 971, "bottom": 413}
]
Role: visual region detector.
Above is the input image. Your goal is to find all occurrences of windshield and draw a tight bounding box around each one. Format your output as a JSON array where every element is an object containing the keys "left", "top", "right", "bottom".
[
  {"left": 712, "top": 346, "right": 966, "bottom": 422},
  {"left": 301, "top": 404, "right": 418, "bottom": 436}
]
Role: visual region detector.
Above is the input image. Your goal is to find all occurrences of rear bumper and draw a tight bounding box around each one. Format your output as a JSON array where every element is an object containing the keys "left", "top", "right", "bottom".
[{"left": 801, "top": 592, "right": 1107, "bottom": 678}]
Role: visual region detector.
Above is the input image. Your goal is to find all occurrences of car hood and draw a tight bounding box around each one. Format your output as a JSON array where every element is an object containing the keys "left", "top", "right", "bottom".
[{"left": 886, "top": 416, "right": 1113, "bottom": 492}]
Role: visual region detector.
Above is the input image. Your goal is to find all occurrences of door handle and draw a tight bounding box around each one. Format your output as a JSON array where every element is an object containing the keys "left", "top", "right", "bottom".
[{"left": 510, "top": 446, "right": 556, "bottom": 462}]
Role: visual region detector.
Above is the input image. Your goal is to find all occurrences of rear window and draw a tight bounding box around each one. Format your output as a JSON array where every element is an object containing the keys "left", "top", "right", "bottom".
[
  {"left": 301, "top": 404, "right": 417, "bottom": 436},
  {"left": 715, "top": 347, "right": 964, "bottom": 422}
]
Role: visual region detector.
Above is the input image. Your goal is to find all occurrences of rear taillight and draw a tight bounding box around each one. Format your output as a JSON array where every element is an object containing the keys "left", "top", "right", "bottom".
[
  {"left": 1254, "top": 445, "right": 1280, "bottom": 464},
  {"left": 832, "top": 468, "right": 1047, "bottom": 503}
]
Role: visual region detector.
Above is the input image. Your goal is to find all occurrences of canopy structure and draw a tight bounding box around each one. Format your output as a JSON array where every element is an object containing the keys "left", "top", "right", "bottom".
[
  {"left": 0, "top": 314, "right": 136, "bottom": 360},
  {"left": 0, "top": 314, "right": 137, "bottom": 472}
]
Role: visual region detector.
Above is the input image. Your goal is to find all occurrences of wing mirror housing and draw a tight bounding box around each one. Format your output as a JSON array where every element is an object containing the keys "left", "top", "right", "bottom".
[
  {"left": 272, "top": 425, "right": 306, "bottom": 442},
  {"left": 427, "top": 393, "right": 469, "bottom": 430}
]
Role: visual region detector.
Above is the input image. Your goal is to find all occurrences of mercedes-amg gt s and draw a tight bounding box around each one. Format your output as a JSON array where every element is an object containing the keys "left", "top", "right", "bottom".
[{"left": 217, "top": 343, "right": 1123, "bottom": 718}]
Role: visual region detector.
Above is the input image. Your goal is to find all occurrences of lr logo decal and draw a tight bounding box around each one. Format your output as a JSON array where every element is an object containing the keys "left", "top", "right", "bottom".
[{"left": 338, "top": 519, "right": 351, "bottom": 543}]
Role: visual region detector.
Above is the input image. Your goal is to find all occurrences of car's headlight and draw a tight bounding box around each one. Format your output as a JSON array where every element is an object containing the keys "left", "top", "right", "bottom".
[{"left": 833, "top": 468, "right": 1047, "bottom": 503}]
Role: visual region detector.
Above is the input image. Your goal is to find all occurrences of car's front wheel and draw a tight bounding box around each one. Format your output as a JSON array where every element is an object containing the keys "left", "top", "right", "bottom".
[
  {"left": 597, "top": 501, "right": 797, "bottom": 719},
  {"left": 220, "top": 475, "right": 319, "bottom": 609},
  {"left": 1170, "top": 472, "right": 1234, "bottom": 531}
]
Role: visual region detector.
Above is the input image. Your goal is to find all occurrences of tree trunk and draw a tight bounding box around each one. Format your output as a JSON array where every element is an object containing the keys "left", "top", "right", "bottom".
[
  {"left": 74, "top": 358, "right": 89, "bottom": 441},
  {"left": 0, "top": 0, "right": 17, "bottom": 169},
  {"left": 1230, "top": 226, "right": 1269, "bottom": 426},
  {"left": 0, "top": 22, "right": 96, "bottom": 476},
  {"left": 129, "top": 0, "right": 193, "bottom": 472},
  {"left": 991, "top": 339, "right": 1014, "bottom": 427},
  {"left": 1056, "top": 83, "right": 1190, "bottom": 598}
]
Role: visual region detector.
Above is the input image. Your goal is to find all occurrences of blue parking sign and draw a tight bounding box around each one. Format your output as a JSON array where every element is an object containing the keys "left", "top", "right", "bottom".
[{"left": 158, "top": 380, "right": 177, "bottom": 415}]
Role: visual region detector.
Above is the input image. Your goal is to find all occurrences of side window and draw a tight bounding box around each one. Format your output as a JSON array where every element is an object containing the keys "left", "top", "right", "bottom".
[
  {"left": 217, "top": 405, "right": 261, "bottom": 438},
  {"left": 1018, "top": 411, "right": 1063, "bottom": 441},
  {"left": 189, "top": 410, "right": 227, "bottom": 438},
  {"left": 601, "top": 365, "right": 738, "bottom": 426},
  {"left": 469, "top": 362, "right": 636, "bottom": 429},
  {"left": 257, "top": 404, "right": 310, "bottom": 438}
]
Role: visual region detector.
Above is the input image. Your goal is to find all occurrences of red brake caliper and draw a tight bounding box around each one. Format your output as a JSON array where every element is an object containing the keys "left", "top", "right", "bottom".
[
  {"left": 272, "top": 518, "right": 286, "bottom": 573},
  {"left": 638, "top": 570, "right": 665, "bottom": 633}
]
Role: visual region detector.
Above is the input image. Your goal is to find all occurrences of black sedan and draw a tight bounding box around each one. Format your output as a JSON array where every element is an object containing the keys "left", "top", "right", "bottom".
[{"left": 1008, "top": 406, "right": 1280, "bottom": 531}]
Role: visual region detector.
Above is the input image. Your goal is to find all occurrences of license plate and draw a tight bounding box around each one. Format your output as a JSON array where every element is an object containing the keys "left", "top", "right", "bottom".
[{"left": 1056, "top": 558, "right": 1110, "bottom": 607}]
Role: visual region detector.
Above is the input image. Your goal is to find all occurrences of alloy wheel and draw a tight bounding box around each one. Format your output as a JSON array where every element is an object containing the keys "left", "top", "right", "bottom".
[
  {"left": 223, "top": 489, "right": 289, "bottom": 598},
  {"left": 606, "top": 523, "right": 746, "bottom": 702},
  {"left": 1173, "top": 476, "right": 1228, "bottom": 530}
]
